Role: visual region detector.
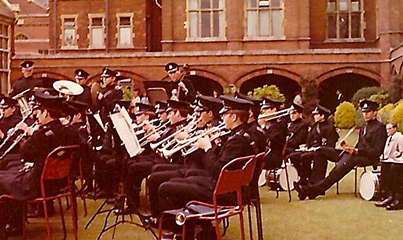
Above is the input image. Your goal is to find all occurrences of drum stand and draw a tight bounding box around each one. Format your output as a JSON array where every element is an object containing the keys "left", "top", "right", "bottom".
[{"left": 273, "top": 161, "right": 293, "bottom": 202}]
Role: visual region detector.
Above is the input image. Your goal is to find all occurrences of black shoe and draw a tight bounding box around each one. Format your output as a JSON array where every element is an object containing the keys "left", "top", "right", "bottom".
[
  {"left": 142, "top": 215, "right": 158, "bottom": 228},
  {"left": 294, "top": 181, "right": 307, "bottom": 200},
  {"left": 375, "top": 196, "right": 394, "bottom": 208},
  {"left": 113, "top": 207, "right": 138, "bottom": 215},
  {"left": 386, "top": 199, "right": 403, "bottom": 211},
  {"left": 162, "top": 231, "right": 182, "bottom": 240}
]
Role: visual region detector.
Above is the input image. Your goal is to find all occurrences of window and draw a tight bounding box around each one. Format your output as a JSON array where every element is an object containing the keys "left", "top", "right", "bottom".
[
  {"left": 187, "top": 0, "right": 224, "bottom": 39},
  {"left": 61, "top": 15, "right": 78, "bottom": 48},
  {"left": 246, "top": 0, "right": 284, "bottom": 38},
  {"left": 116, "top": 14, "right": 134, "bottom": 47},
  {"left": 88, "top": 14, "right": 105, "bottom": 48},
  {"left": 15, "top": 33, "right": 29, "bottom": 40},
  {"left": 327, "top": 0, "right": 364, "bottom": 40}
]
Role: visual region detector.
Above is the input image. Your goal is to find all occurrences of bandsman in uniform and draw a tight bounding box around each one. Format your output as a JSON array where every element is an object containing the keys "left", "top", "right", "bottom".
[
  {"left": 9, "top": 61, "right": 43, "bottom": 97},
  {"left": 165, "top": 62, "right": 196, "bottom": 103},
  {"left": 295, "top": 100, "right": 387, "bottom": 200},
  {"left": 289, "top": 104, "right": 338, "bottom": 186},
  {"left": 284, "top": 103, "right": 308, "bottom": 157},
  {"left": 97, "top": 67, "right": 123, "bottom": 122},
  {"left": 73, "top": 69, "right": 92, "bottom": 105}
]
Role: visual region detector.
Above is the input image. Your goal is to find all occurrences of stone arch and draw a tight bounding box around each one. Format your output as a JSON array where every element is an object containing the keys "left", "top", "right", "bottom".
[
  {"left": 316, "top": 66, "right": 382, "bottom": 84},
  {"left": 237, "top": 68, "right": 302, "bottom": 105},
  {"left": 32, "top": 71, "right": 72, "bottom": 89},
  {"left": 15, "top": 33, "right": 29, "bottom": 40},
  {"left": 319, "top": 73, "right": 380, "bottom": 111}
]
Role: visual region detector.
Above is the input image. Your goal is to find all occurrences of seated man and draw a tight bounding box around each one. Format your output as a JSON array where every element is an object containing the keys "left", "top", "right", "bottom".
[
  {"left": 294, "top": 100, "right": 387, "bottom": 200},
  {"left": 374, "top": 122, "right": 403, "bottom": 208},
  {"left": 289, "top": 105, "right": 338, "bottom": 185}
]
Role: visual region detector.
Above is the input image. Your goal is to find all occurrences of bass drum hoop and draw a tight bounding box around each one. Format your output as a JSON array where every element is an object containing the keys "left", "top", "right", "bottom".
[{"left": 359, "top": 171, "right": 381, "bottom": 201}]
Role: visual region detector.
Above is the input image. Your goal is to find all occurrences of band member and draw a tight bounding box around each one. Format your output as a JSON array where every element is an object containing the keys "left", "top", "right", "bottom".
[
  {"left": 9, "top": 61, "right": 43, "bottom": 97},
  {"left": 260, "top": 97, "right": 287, "bottom": 169},
  {"left": 153, "top": 96, "right": 255, "bottom": 238},
  {"left": 0, "top": 97, "right": 22, "bottom": 141},
  {"left": 284, "top": 103, "right": 308, "bottom": 156},
  {"left": 125, "top": 100, "right": 193, "bottom": 211},
  {"left": 377, "top": 157, "right": 403, "bottom": 210},
  {"left": 375, "top": 122, "right": 403, "bottom": 208},
  {"left": 0, "top": 91, "right": 80, "bottom": 237},
  {"left": 289, "top": 105, "right": 338, "bottom": 185},
  {"left": 97, "top": 67, "right": 123, "bottom": 122},
  {"left": 165, "top": 62, "right": 196, "bottom": 103},
  {"left": 73, "top": 69, "right": 92, "bottom": 105},
  {"left": 295, "top": 100, "right": 387, "bottom": 200},
  {"left": 155, "top": 100, "right": 169, "bottom": 124}
]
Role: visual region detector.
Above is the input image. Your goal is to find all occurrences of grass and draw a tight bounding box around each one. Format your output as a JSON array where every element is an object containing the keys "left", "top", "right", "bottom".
[{"left": 10, "top": 129, "right": 403, "bottom": 239}]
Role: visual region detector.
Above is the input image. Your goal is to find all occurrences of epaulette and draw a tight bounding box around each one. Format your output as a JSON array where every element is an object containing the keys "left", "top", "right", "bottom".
[
  {"left": 115, "top": 86, "right": 121, "bottom": 90},
  {"left": 256, "top": 126, "right": 264, "bottom": 134},
  {"left": 242, "top": 131, "right": 259, "bottom": 154},
  {"left": 45, "top": 129, "right": 54, "bottom": 137}
]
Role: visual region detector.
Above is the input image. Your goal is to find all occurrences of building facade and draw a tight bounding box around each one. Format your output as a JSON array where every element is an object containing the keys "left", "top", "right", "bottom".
[{"left": 8, "top": 0, "right": 403, "bottom": 109}]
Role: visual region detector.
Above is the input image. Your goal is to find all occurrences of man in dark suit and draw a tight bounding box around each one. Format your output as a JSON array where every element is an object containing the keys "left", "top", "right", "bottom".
[
  {"left": 73, "top": 69, "right": 92, "bottom": 105},
  {"left": 165, "top": 62, "right": 196, "bottom": 103},
  {"left": 9, "top": 61, "right": 44, "bottom": 97},
  {"left": 295, "top": 100, "right": 387, "bottom": 200}
]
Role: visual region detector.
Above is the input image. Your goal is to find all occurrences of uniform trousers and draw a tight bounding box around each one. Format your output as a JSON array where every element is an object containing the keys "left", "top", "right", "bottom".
[
  {"left": 289, "top": 151, "right": 315, "bottom": 184},
  {"left": 309, "top": 147, "right": 340, "bottom": 184},
  {"left": 307, "top": 153, "right": 374, "bottom": 195},
  {"left": 389, "top": 163, "right": 403, "bottom": 195}
]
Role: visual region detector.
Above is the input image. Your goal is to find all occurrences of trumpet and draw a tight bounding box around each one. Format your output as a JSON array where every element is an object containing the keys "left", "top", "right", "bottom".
[
  {"left": 182, "top": 129, "right": 230, "bottom": 157},
  {"left": 0, "top": 121, "right": 38, "bottom": 160},
  {"left": 12, "top": 89, "right": 32, "bottom": 118},
  {"left": 0, "top": 110, "right": 34, "bottom": 150},
  {"left": 149, "top": 118, "right": 201, "bottom": 151},
  {"left": 139, "top": 121, "right": 170, "bottom": 147},
  {"left": 162, "top": 123, "right": 226, "bottom": 159},
  {"left": 258, "top": 107, "right": 292, "bottom": 120},
  {"left": 133, "top": 118, "right": 159, "bottom": 130}
]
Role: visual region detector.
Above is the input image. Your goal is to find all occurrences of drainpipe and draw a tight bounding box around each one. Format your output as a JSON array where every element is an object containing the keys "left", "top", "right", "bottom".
[
  {"left": 53, "top": 0, "right": 57, "bottom": 54},
  {"left": 105, "top": 0, "right": 109, "bottom": 54}
]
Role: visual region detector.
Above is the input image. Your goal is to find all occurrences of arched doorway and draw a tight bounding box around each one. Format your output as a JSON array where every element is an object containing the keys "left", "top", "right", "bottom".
[
  {"left": 239, "top": 74, "right": 301, "bottom": 105},
  {"left": 188, "top": 75, "right": 223, "bottom": 96},
  {"left": 319, "top": 73, "right": 380, "bottom": 111}
]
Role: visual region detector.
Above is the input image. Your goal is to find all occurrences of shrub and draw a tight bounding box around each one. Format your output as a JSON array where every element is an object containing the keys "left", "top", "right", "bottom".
[
  {"left": 300, "top": 78, "right": 319, "bottom": 118},
  {"left": 121, "top": 86, "right": 134, "bottom": 100},
  {"left": 248, "top": 84, "right": 285, "bottom": 102},
  {"left": 389, "top": 75, "right": 402, "bottom": 103},
  {"left": 391, "top": 100, "right": 403, "bottom": 132},
  {"left": 368, "top": 91, "right": 389, "bottom": 108},
  {"left": 351, "top": 86, "right": 385, "bottom": 108},
  {"left": 334, "top": 101, "right": 356, "bottom": 129},
  {"left": 377, "top": 103, "right": 395, "bottom": 125}
]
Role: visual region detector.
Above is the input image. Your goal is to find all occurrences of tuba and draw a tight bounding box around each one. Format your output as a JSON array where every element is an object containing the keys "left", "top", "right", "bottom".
[{"left": 11, "top": 89, "right": 31, "bottom": 118}]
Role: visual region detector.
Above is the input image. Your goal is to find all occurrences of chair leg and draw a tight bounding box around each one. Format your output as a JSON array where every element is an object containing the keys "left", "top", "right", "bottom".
[
  {"left": 254, "top": 199, "right": 263, "bottom": 240},
  {"left": 42, "top": 200, "right": 52, "bottom": 240},
  {"left": 57, "top": 198, "right": 67, "bottom": 240},
  {"left": 79, "top": 159, "right": 88, "bottom": 217},
  {"left": 247, "top": 204, "right": 253, "bottom": 240},
  {"left": 69, "top": 194, "right": 78, "bottom": 240},
  {"left": 239, "top": 210, "right": 246, "bottom": 240},
  {"left": 336, "top": 181, "right": 340, "bottom": 194},
  {"left": 354, "top": 167, "right": 358, "bottom": 197}
]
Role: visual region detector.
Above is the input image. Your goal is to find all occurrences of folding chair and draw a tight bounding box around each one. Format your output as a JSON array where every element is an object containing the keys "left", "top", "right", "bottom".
[
  {"left": 28, "top": 145, "right": 80, "bottom": 240},
  {"left": 158, "top": 155, "right": 257, "bottom": 240}
]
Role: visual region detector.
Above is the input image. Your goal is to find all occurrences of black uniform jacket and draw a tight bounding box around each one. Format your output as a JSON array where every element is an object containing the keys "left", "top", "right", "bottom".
[
  {"left": 247, "top": 121, "right": 267, "bottom": 154},
  {"left": 356, "top": 119, "right": 387, "bottom": 164},
  {"left": 263, "top": 116, "right": 287, "bottom": 154},
  {"left": 200, "top": 123, "right": 255, "bottom": 180},
  {"left": 74, "top": 85, "right": 92, "bottom": 105},
  {"left": 99, "top": 85, "right": 123, "bottom": 122},
  {"left": 285, "top": 118, "right": 308, "bottom": 154},
  {"left": 0, "top": 120, "right": 79, "bottom": 200},
  {"left": 9, "top": 76, "right": 44, "bottom": 97},
  {"left": 306, "top": 120, "right": 339, "bottom": 148},
  {"left": 175, "top": 79, "right": 196, "bottom": 103}
]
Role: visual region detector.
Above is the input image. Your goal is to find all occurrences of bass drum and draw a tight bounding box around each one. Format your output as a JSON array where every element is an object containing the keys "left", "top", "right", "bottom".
[
  {"left": 266, "top": 165, "right": 299, "bottom": 191},
  {"left": 359, "top": 171, "right": 381, "bottom": 201},
  {"left": 258, "top": 169, "right": 267, "bottom": 187}
]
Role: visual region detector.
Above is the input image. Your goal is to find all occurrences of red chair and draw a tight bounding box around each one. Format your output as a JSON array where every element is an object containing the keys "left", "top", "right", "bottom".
[
  {"left": 158, "top": 155, "right": 257, "bottom": 240},
  {"left": 28, "top": 145, "right": 80, "bottom": 240}
]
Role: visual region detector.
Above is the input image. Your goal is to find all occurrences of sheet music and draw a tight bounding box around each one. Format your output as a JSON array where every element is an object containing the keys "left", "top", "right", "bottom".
[
  {"left": 110, "top": 111, "right": 143, "bottom": 158},
  {"left": 93, "top": 113, "right": 107, "bottom": 132}
]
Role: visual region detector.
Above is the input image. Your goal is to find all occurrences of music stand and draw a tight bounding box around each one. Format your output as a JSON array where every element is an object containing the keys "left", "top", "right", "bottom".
[
  {"left": 147, "top": 87, "right": 168, "bottom": 106},
  {"left": 85, "top": 107, "right": 156, "bottom": 239}
]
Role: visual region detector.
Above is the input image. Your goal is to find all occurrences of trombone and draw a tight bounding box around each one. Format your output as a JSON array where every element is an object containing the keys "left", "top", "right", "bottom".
[
  {"left": 182, "top": 128, "right": 230, "bottom": 157},
  {"left": 258, "top": 107, "right": 292, "bottom": 120},
  {"left": 139, "top": 121, "right": 170, "bottom": 147}
]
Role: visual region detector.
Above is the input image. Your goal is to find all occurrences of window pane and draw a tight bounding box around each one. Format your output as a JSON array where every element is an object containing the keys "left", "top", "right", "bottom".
[
  {"left": 259, "top": 10, "right": 269, "bottom": 36},
  {"left": 201, "top": 11, "right": 210, "bottom": 37},
  {"left": 0, "top": 25, "right": 3, "bottom": 35},
  {"left": 0, "top": 38, "right": 3, "bottom": 48},
  {"left": 351, "top": 0, "right": 360, "bottom": 11},
  {"left": 248, "top": 0, "right": 257, "bottom": 8},
  {"left": 4, "top": 53, "right": 8, "bottom": 68},
  {"left": 272, "top": 10, "right": 282, "bottom": 38},
  {"left": 259, "top": 0, "right": 269, "bottom": 7},
  {"left": 4, "top": 39, "right": 7, "bottom": 49},
  {"left": 339, "top": 0, "right": 348, "bottom": 11},
  {"left": 271, "top": 0, "right": 281, "bottom": 8},
  {"left": 247, "top": 10, "right": 258, "bottom": 37},
  {"left": 339, "top": 14, "right": 349, "bottom": 38},
  {"left": 213, "top": 11, "right": 219, "bottom": 37},
  {"left": 327, "top": 14, "right": 336, "bottom": 38},
  {"left": 351, "top": 13, "right": 360, "bottom": 38},
  {"left": 189, "top": 12, "right": 199, "bottom": 38},
  {"left": 64, "top": 29, "right": 76, "bottom": 46},
  {"left": 189, "top": 0, "right": 199, "bottom": 10},
  {"left": 119, "top": 27, "right": 132, "bottom": 45},
  {"left": 327, "top": 0, "right": 336, "bottom": 12},
  {"left": 120, "top": 17, "right": 131, "bottom": 26},
  {"left": 212, "top": 0, "right": 220, "bottom": 8},
  {"left": 201, "top": 0, "right": 210, "bottom": 9},
  {"left": 64, "top": 18, "right": 75, "bottom": 27},
  {"left": 3, "top": 26, "right": 8, "bottom": 37},
  {"left": 92, "top": 17, "right": 103, "bottom": 26},
  {"left": 91, "top": 28, "right": 104, "bottom": 48}
]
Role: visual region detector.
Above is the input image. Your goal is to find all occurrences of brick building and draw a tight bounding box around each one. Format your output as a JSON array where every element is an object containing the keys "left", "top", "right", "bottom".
[{"left": 7, "top": 0, "right": 403, "bottom": 109}]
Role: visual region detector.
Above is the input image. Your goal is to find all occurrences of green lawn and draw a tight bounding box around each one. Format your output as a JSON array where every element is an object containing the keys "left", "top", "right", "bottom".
[{"left": 12, "top": 129, "right": 403, "bottom": 240}]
